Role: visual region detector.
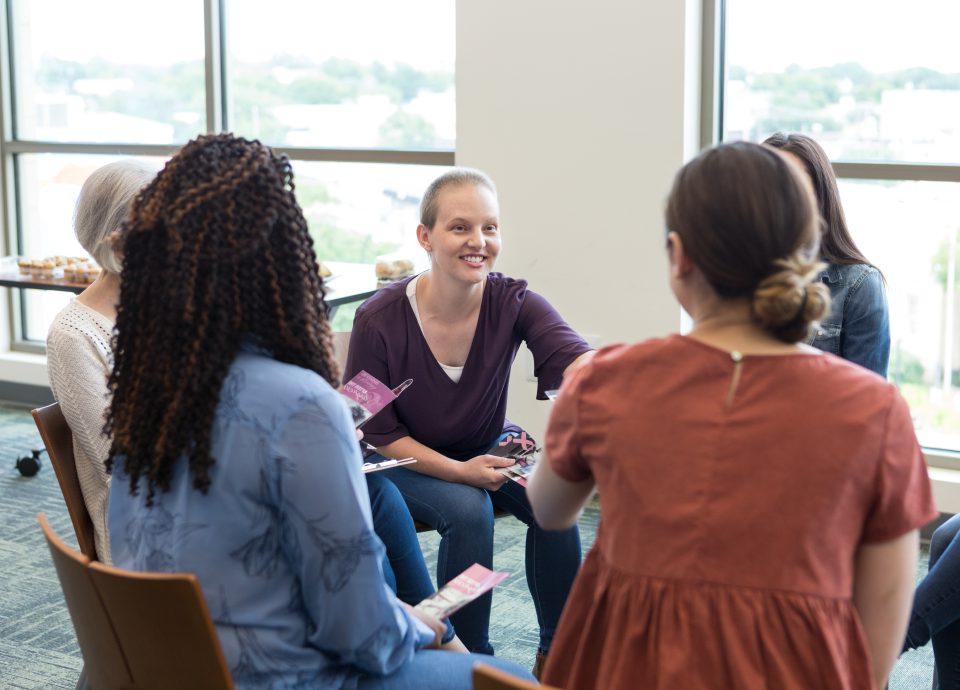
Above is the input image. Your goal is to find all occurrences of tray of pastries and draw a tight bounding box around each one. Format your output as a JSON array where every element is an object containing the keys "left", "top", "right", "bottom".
[
  {"left": 15, "top": 256, "right": 100, "bottom": 284},
  {"left": 375, "top": 256, "right": 415, "bottom": 283}
]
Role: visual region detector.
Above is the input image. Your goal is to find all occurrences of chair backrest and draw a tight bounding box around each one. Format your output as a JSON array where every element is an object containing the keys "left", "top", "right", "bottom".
[
  {"left": 37, "top": 513, "right": 133, "bottom": 690},
  {"left": 88, "top": 561, "right": 234, "bottom": 690},
  {"left": 32, "top": 403, "right": 98, "bottom": 559},
  {"left": 332, "top": 330, "right": 351, "bottom": 379},
  {"left": 473, "top": 663, "right": 556, "bottom": 690}
]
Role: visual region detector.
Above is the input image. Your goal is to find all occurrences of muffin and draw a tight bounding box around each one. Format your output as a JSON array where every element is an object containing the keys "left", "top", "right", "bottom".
[
  {"left": 375, "top": 257, "right": 415, "bottom": 282},
  {"left": 34, "top": 259, "right": 57, "bottom": 278}
]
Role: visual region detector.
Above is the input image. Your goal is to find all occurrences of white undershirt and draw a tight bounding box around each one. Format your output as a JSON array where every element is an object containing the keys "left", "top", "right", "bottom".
[{"left": 406, "top": 274, "right": 464, "bottom": 383}]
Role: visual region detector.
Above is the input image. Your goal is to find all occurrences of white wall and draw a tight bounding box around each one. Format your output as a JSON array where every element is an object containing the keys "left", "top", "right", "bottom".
[{"left": 456, "top": 0, "right": 702, "bottom": 438}]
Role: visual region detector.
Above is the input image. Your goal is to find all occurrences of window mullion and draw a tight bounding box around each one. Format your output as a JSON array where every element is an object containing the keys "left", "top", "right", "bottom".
[{"left": 204, "top": 0, "right": 225, "bottom": 134}]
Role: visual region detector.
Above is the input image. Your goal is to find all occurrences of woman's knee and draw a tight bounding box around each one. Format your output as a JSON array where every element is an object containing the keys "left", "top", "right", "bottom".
[
  {"left": 367, "top": 474, "right": 410, "bottom": 522},
  {"left": 930, "top": 514, "right": 960, "bottom": 565},
  {"left": 435, "top": 483, "right": 494, "bottom": 533}
]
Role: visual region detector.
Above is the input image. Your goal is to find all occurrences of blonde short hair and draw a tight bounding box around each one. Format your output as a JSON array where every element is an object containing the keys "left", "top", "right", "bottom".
[
  {"left": 74, "top": 160, "right": 155, "bottom": 274},
  {"left": 419, "top": 167, "right": 497, "bottom": 229}
]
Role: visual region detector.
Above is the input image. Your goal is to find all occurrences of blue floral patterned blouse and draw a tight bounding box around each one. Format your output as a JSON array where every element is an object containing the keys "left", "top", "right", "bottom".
[{"left": 108, "top": 346, "right": 434, "bottom": 689}]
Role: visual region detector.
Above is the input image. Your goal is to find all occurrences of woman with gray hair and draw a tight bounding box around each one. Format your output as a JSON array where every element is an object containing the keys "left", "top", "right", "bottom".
[{"left": 45, "top": 159, "right": 155, "bottom": 564}]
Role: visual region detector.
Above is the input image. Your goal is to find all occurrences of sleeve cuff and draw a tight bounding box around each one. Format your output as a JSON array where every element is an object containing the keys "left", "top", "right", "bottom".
[{"left": 536, "top": 344, "right": 593, "bottom": 399}]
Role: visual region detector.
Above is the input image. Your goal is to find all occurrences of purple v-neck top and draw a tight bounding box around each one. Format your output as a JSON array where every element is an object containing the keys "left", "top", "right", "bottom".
[{"left": 344, "top": 273, "right": 591, "bottom": 461}]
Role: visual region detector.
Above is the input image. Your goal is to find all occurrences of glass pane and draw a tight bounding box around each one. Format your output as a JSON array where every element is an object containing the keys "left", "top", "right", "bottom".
[
  {"left": 22, "top": 291, "right": 73, "bottom": 342},
  {"left": 839, "top": 180, "right": 960, "bottom": 449},
  {"left": 17, "top": 153, "right": 167, "bottom": 341},
  {"left": 724, "top": 0, "right": 960, "bottom": 163},
  {"left": 11, "top": 0, "right": 205, "bottom": 144},
  {"left": 292, "top": 160, "right": 443, "bottom": 265},
  {"left": 227, "top": 1, "right": 455, "bottom": 149},
  {"left": 17, "top": 156, "right": 444, "bottom": 341}
]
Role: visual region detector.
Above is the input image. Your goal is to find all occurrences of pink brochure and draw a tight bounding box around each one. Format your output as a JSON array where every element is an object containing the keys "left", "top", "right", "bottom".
[
  {"left": 341, "top": 371, "right": 412, "bottom": 428},
  {"left": 414, "top": 564, "right": 509, "bottom": 620}
]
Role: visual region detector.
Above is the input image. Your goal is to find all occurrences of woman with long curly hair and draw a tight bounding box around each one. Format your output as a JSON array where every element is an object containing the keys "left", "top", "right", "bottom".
[{"left": 105, "top": 134, "right": 529, "bottom": 689}]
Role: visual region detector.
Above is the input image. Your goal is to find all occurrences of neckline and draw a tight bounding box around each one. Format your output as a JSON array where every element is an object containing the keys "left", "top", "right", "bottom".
[
  {"left": 70, "top": 298, "right": 115, "bottom": 330},
  {"left": 404, "top": 273, "right": 487, "bottom": 386},
  {"left": 675, "top": 333, "right": 825, "bottom": 360}
]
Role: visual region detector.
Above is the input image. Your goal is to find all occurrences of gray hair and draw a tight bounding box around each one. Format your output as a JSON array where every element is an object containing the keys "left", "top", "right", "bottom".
[
  {"left": 74, "top": 160, "right": 155, "bottom": 274},
  {"left": 419, "top": 167, "right": 498, "bottom": 229}
]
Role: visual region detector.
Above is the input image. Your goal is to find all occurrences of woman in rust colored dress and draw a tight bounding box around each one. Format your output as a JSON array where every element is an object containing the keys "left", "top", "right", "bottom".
[{"left": 527, "top": 141, "right": 936, "bottom": 690}]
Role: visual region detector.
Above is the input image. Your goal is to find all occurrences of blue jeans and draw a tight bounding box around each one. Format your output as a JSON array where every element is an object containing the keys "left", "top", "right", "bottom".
[
  {"left": 380, "top": 439, "right": 582, "bottom": 655},
  {"left": 357, "top": 650, "right": 533, "bottom": 690},
  {"left": 904, "top": 513, "right": 960, "bottom": 688},
  {"left": 366, "top": 472, "right": 455, "bottom": 644}
]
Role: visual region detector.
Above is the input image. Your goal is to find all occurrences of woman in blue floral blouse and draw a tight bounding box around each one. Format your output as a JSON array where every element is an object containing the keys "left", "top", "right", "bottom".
[{"left": 105, "top": 134, "right": 530, "bottom": 690}]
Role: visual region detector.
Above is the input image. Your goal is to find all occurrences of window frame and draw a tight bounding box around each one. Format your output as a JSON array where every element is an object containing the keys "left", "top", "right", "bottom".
[
  {"left": 0, "top": 0, "right": 454, "bottom": 353},
  {"left": 702, "top": 0, "right": 960, "bottom": 463}
]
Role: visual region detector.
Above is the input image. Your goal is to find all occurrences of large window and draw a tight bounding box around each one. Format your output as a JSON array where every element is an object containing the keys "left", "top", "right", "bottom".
[
  {"left": 0, "top": 0, "right": 454, "bottom": 345},
  {"left": 711, "top": 0, "right": 960, "bottom": 453}
]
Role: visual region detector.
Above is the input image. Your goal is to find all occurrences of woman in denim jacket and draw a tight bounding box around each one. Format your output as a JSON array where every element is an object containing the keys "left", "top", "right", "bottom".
[
  {"left": 768, "top": 133, "right": 960, "bottom": 687},
  {"left": 765, "top": 133, "right": 890, "bottom": 377}
]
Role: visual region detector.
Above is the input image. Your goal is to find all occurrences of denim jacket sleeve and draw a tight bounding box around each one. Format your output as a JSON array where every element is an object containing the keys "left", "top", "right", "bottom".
[{"left": 840, "top": 267, "right": 890, "bottom": 378}]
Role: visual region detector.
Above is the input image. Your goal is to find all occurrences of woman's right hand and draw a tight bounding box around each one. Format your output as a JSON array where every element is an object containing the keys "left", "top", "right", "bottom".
[
  {"left": 401, "top": 602, "right": 445, "bottom": 649},
  {"left": 455, "top": 454, "right": 516, "bottom": 490}
]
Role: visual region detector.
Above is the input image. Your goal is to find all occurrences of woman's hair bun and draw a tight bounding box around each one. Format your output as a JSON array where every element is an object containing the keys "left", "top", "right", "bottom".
[{"left": 751, "top": 253, "right": 830, "bottom": 343}]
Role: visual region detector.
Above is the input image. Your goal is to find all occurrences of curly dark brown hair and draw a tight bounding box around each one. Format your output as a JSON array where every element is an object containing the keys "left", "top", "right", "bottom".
[{"left": 105, "top": 133, "right": 340, "bottom": 504}]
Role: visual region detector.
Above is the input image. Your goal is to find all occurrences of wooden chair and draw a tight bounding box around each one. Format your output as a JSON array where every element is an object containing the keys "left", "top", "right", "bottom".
[
  {"left": 473, "top": 663, "right": 559, "bottom": 690},
  {"left": 32, "top": 402, "right": 98, "bottom": 560},
  {"left": 38, "top": 513, "right": 132, "bottom": 690},
  {"left": 332, "top": 330, "right": 352, "bottom": 379},
  {"left": 88, "top": 561, "right": 233, "bottom": 690},
  {"left": 39, "top": 513, "right": 234, "bottom": 690}
]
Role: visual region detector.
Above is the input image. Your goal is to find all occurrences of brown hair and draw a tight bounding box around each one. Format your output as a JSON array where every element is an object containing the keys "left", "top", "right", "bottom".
[
  {"left": 763, "top": 132, "right": 872, "bottom": 267},
  {"left": 105, "top": 134, "right": 340, "bottom": 504},
  {"left": 419, "top": 167, "right": 497, "bottom": 229},
  {"left": 665, "top": 141, "right": 830, "bottom": 343}
]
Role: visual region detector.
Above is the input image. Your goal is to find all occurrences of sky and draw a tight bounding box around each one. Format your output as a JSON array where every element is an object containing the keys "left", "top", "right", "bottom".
[
  {"left": 15, "top": 1, "right": 954, "bottom": 77},
  {"left": 726, "top": 0, "right": 960, "bottom": 74},
  {"left": 14, "top": 0, "right": 454, "bottom": 71}
]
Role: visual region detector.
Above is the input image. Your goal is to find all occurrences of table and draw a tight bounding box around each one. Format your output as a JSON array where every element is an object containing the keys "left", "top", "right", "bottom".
[
  {"left": 321, "top": 261, "right": 383, "bottom": 319},
  {"left": 0, "top": 259, "right": 385, "bottom": 320}
]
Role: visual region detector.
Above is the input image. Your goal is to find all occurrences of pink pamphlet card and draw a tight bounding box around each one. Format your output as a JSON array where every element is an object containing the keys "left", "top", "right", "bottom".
[
  {"left": 414, "top": 564, "right": 509, "bottom": 619},
  {"left": 496, "top": 457, "right": 537, "bottom": 487},
  {"left": 341, "top": 371, "right": 412, "bottom": 427}
]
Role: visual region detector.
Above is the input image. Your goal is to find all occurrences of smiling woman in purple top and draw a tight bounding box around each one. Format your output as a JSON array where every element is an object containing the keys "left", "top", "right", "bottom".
[{"left": 345, "top": 168, "right": 592, "bottom": 674}]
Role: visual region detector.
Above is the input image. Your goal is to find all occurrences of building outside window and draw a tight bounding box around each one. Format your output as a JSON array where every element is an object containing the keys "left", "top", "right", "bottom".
[
  {"left": 0, "top": 0, "right": 454, "bottom": 341},
  {"left": 713, "top": 0, "right": 960, "bottom": 453}
]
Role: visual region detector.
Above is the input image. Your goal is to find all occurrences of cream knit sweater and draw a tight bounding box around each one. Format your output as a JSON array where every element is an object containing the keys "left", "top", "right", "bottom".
[{"left": 46, "top": 300, "right": 114, "bottom": 563}]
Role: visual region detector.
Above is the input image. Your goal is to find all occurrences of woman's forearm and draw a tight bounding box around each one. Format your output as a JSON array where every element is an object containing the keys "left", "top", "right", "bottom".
[{"left": 377, "top": 436, "right": 464, "bottom": 483}]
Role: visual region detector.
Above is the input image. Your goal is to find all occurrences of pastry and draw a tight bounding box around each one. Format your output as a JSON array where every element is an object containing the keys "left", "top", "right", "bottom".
[
  {"left": 375, "top": 257, "right": 415, "bottom": 282},
  {"left": 34, "top": 259, "right": 56, "bottom": 278}
]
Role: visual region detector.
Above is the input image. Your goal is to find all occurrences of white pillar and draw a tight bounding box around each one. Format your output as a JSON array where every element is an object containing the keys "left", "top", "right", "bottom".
[{"left": 456, "top": 0, "right": 703, "bottom": 437}]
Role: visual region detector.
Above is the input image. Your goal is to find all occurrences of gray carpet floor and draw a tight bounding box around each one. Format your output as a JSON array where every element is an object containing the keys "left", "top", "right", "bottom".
[{"left": 0, "top": 403, "right": 937, "bottom": 688}]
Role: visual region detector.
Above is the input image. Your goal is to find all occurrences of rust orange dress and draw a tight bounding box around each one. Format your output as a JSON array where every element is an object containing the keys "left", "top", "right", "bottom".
[{"left": 542, "top": 335, "right": 936, "bottom": 690}]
